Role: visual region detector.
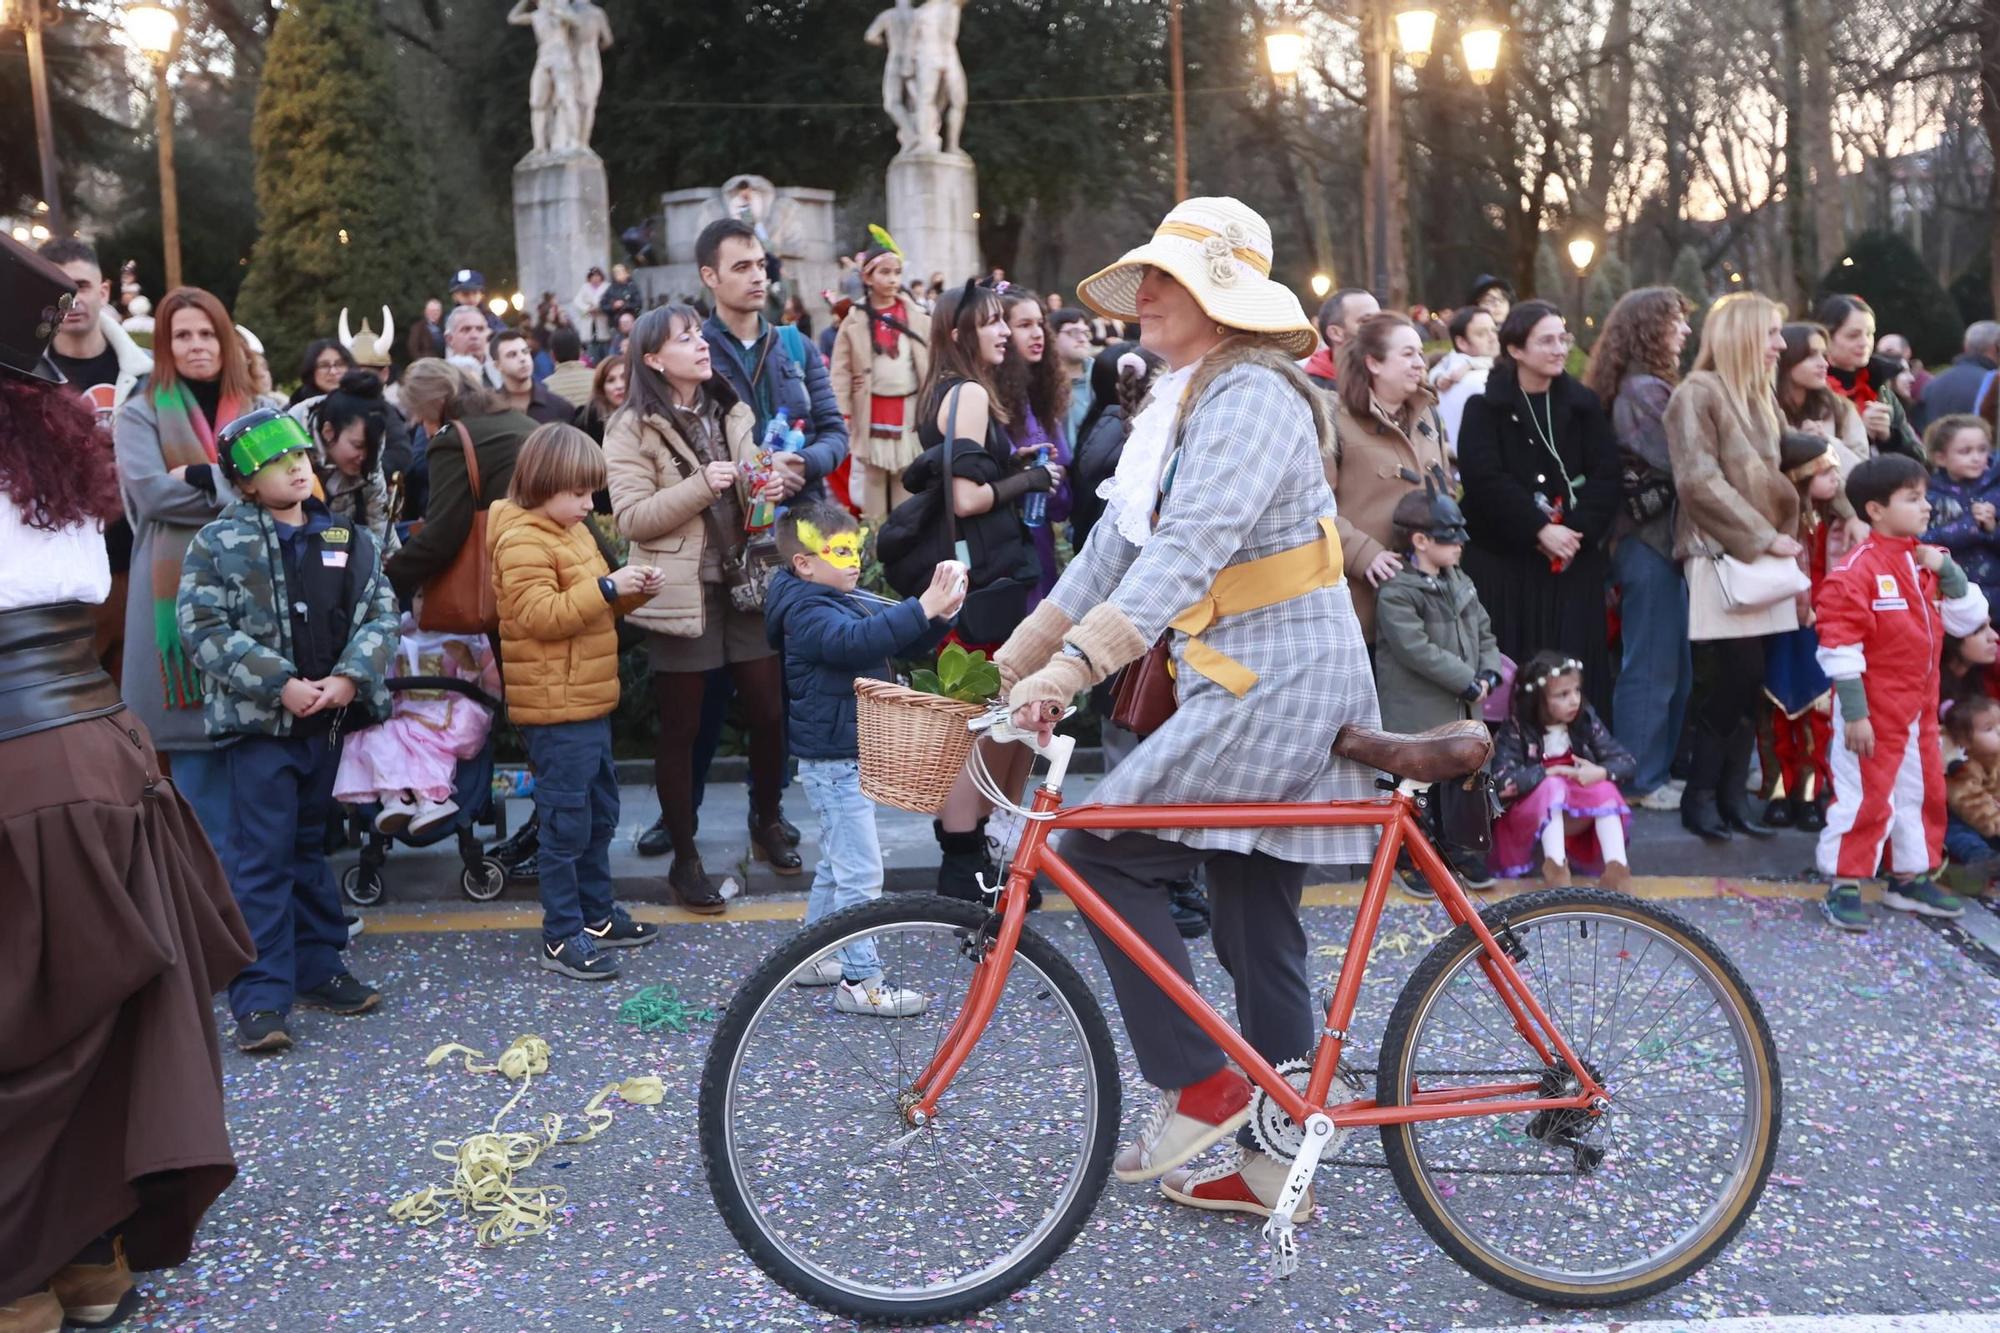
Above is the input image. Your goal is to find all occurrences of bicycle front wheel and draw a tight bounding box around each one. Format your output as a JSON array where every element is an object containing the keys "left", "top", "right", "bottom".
[
  {"left": 697, "top": 895, "right": 1121, "bottom": 1324},
  {"left": 1377, "top": 888, "right": 1781, "bottom": 1306}
]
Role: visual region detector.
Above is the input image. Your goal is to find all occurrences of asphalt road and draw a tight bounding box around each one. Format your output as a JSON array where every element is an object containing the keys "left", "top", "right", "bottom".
[{"left": 127, "top": 884, "right": 2000, "bottom": 1332}]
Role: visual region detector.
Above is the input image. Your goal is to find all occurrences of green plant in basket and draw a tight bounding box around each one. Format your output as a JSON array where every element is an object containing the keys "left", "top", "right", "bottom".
[{"left": 910, "top": 643, "right": 1001, "bottom": 704}]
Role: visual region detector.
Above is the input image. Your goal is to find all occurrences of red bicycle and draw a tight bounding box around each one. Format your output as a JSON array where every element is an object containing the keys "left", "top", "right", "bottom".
[{"left": 699, "top": 713, "right": 1782, "bottom": 1324}]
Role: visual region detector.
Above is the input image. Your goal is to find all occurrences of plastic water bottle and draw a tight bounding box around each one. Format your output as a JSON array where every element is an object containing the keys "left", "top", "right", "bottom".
[{"left": 1021, "top": 445, "right": 1049, "bottom": 528}]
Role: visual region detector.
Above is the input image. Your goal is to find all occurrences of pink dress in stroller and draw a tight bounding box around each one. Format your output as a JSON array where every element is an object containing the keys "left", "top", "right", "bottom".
[{"left": 335, "top": 623, "right": 498, "bottom": 807}]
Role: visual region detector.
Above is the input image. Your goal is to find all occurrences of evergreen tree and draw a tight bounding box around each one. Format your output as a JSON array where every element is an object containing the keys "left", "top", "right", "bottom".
[
  {"left": 1584, "top": 254, "right": 1631, "bottom": 348},
  {"left": 1818, "top": 230, "right": 1963, "bottom": 366},
  {"left": 1534, "top": 239, "right": 1565, "bottom": 303},
  {"left": 235, "top": 0, "right": 435, "bottom": 387},
  {"left": 1670, "top": 245, "right": 1710, "bottom": 362}
]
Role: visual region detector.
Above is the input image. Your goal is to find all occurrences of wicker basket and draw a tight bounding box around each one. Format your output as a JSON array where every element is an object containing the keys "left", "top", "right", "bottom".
[{"left": 854, "top": 678, "right": 985, "bottom": 813}]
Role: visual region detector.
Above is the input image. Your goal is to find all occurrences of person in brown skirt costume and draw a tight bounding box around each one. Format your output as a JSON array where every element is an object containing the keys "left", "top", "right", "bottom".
[{"left": 0, "top": 236, "right": 254, "bottom": 1332}]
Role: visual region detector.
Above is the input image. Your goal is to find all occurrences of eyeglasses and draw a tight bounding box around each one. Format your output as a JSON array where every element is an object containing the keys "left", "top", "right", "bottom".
[
  {"left": 1528, "top": 333, "right": 1574, "bottom": 352},
  {"left": 315, "top": 358, "right": 348, "bottom": 371}
]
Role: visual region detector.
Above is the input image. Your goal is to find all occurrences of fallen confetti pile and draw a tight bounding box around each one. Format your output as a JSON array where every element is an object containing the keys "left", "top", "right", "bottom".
[{"left": 387, "top": 1034, "right": 664, "bottom": 1246}]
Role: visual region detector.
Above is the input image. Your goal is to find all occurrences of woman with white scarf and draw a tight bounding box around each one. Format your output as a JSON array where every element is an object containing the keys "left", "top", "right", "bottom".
[{"left": 993, "top": 199, "right": 1381, "bottom": 1222}]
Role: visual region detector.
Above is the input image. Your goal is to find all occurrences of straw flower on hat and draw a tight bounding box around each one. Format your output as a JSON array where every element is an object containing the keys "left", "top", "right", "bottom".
[{"left": 1075, "top": 197, "right": 1320, "bottom": 360}]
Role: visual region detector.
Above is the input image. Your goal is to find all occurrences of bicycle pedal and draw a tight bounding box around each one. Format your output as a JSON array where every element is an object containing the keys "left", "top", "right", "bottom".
[{"left": 1264, "top": 1221, "right": 1300, "bottom": 1279}]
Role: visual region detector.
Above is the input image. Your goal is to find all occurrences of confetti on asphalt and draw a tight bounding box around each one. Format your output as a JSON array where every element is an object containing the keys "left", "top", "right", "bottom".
[{"left": 124, "top": 896, "right": 2000, "bottom": 1330}]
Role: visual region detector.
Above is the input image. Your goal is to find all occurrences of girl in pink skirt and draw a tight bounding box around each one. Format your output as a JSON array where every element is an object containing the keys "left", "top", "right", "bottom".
[
  {"left": 1489, "top": 650, "right": 1638, "bottom": 889},
  {"left": 334, "top": 621, "right": 498, "bottom": 835}
]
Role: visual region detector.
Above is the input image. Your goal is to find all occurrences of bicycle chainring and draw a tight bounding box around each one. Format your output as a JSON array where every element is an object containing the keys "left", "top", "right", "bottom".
[{"left": 1249, "top": 1059, "right": 1363, "bottom": 1162}]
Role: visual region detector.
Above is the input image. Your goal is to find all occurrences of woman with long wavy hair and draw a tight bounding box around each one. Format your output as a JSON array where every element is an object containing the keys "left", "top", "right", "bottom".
[
  {"left": 1584, "top": 286, "right": 1694, "bottom": 807},
  {"left": 1664, "top": 292, "right": 1804, "bottom": 841},
  {"left": 995, "top": 288, "right": 1073, "bottom": 605},
  {"left": 0, "top": 237, "right": 253, "bottom": 1332}
]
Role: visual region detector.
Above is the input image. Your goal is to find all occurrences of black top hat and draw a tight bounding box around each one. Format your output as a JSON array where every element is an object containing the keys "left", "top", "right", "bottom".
[{"left": 0, "top": 231, "right": 76, "bottom": 386}]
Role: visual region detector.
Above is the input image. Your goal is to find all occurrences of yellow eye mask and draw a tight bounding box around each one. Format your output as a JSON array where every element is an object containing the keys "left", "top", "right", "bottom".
[{"left": 798, "top": 520, "right": 867, "bottom": 571}]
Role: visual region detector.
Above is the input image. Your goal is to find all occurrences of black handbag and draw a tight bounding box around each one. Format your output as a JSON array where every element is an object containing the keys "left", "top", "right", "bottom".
[
  {"left": 880, "top": 385, "right": 1028, "bottom": 643},
  {"left": 1620, "top": 454, "right": 1675, "bottom": 526}
]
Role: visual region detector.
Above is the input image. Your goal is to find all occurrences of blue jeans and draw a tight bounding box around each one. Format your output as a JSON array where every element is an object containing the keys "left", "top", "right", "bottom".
[
  {"left": 522, "top": 718, "right": 620, "bottom": 945},
  {"left": 223, "top": 733, "right": 348, "bottom": 1019},
  {"left": 169, "top": 746, "right": 238, "bottom": 874},
  {"left": 798, "top": 758, "right": 883, "bottom": 981},
  {"left": 1611, "top": 538, "right": 1692, "bottom": 794},
  {"left": 1946, "top": 814, "right": 1999, "bottom": 866}
]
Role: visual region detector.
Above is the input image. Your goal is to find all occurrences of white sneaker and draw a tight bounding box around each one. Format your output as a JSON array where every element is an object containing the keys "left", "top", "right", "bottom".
[
  {"left": 1161, "top": 1147, "right": 1315, "bottom": 1222},
  {"left": 407, "top": 795, "right": 460, "bottom": 836},
  {"left": 986, "top": 807, "right": 1026, "bottom": 862},
  {"left": 834, "top": 976, "right": 929, "bottom": 1017},
  {"left": 791, "top": 956, "right": 844, "bottom": 987},
  {"left": 1112, "top": 1071, "right": 1252, "bottom": 1182},
  {"left": 1635, "top": 784, "right": 1684, "bottom": 812},
  {"left": 374, "top": 791, "right": 417, "bottom": 834}
]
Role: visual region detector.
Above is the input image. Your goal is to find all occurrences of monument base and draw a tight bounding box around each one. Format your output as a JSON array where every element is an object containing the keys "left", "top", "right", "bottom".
[
  {"left": 887, "top": 151, "right": 981, "bottom": 290},
  {"left": 513, "top": 150, "right": 610, "bottom": 313}
]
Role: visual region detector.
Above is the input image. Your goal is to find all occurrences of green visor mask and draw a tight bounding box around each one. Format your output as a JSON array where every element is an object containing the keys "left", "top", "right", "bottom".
[{"left": 219, "top": 409, "right": 312, "bottom": 484}]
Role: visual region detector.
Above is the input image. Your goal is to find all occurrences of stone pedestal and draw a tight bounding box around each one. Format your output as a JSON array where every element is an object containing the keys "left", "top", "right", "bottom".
[
  {"left": 513, "top": 150, "right": 610, "bottom": 313},
  {"left": 886, "top": 150, "right": 980, "bottom": 289},
  {"left": 640, "top": 183, "right": 841, "bottom": 308}
]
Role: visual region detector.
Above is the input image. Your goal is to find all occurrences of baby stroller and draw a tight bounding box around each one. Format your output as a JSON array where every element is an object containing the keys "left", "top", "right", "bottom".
[{"left": 338, "top": 670, "right": 512, "bottom": 908}]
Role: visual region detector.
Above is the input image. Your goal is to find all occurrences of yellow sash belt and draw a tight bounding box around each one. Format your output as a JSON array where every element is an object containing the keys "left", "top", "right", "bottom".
[{"left": 1168, "top": 517, "right": 1345, "bottom": 697}]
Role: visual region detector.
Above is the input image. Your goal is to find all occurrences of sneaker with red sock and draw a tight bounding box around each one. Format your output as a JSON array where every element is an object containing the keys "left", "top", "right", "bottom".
[
  {"left": 1160, "top": 1146, "right": 1314, "bottom": 1221},
  {"left": 1113, "top": 1065, "right": 1252, "bottom": 1182}
]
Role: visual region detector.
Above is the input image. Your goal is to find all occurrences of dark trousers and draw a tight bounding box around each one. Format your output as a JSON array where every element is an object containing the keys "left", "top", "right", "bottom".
[
  {"left": 522, "top": 717, "right": 620, "bottom": 944},
  {"left": 1057, "top": 829, "right": 1312, "bottom": 1090},
  {"left": 1692, "top": 635, "right": 1769, "bottom": 737},
  {"left": 224, "top": 732, "right": 348, "bottom": 1019}
]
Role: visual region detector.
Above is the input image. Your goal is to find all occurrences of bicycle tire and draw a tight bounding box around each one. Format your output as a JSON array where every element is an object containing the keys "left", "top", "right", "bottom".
[
  {"left": 1375, "top": 888, "right": 1782, "bottom": 1306},
  {"left": 697, "top": 894, "right": 1123, "bottom": 1325}
]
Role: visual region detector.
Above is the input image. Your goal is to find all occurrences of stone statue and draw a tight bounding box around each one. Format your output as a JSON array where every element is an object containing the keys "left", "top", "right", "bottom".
[
  {"left": 508, "top": 0, "right": 613, "bottom": 154},
  {"left": 866, "top": 0, "right": 967, "bottom": 156},
  {"left": 568, "top": 0, "right": 613, "bottom": 149}
]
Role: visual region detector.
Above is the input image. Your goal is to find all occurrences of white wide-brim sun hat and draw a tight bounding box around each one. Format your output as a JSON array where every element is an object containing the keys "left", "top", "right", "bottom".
[{"left": 1076, "top": 197, "right": 1320, "bottom": 360}]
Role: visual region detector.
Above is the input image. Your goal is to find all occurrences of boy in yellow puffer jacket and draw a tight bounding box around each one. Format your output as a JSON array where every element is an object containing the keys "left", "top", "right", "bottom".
[{"left": 490, "top": 423, "right": 665, "bottom": 980}]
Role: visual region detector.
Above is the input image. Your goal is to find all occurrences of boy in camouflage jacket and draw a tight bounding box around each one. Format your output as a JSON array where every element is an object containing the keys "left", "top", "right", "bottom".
[{"left": 177, "top": 409, "right": 398, "bottom": 1055}]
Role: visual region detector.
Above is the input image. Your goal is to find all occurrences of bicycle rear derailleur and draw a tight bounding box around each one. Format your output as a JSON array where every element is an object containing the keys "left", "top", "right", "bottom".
[{"left": 1525, "top": 1060, "right": 1608, "bottom": 1176}]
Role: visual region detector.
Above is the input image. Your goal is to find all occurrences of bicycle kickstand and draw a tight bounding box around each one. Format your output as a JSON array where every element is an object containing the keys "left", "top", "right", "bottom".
[{"left": 1261, "top": 1112, "right": 1335, "bottom": 1279}]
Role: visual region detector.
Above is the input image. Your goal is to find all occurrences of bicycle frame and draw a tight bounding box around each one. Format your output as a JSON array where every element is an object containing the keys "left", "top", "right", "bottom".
[{"left": 906, "top": 779, "right": 1610, "bottom": 1131}]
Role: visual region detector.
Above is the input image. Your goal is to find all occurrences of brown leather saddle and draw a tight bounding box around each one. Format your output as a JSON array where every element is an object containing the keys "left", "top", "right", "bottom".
[{"left": 1331, "top": 719, "right": 1493, "bottom": 783}]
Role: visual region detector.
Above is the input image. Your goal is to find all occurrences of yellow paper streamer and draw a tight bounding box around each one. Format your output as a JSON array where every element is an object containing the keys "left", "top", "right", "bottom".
[{"left": 390, "top": 1035, "right": 661, "bottom": 1246}]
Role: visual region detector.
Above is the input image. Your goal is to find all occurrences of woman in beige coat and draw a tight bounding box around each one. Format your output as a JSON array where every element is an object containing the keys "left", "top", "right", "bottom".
[
  {"left": 1326, "top": 311, "right": 1450, "bottom": 641},
  {"left": 829, "top": 241, "right": 930, "bottom": 521},
  {"left": 604, "top": 304, "right": 794, "bottom": 911},
  {"left": 1663, "top": 292, "right": 1805, "bottom": 842}
]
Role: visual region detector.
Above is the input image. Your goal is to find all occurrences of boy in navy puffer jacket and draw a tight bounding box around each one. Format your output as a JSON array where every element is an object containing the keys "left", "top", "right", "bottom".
[{"left": 762, "top": 503, "right": 964, "bottom": 1016}]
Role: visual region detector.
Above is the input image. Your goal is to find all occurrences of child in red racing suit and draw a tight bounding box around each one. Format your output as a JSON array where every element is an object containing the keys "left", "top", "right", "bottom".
[{"left": 1816, "top": 454, "right": 1990, "bottom": 931}]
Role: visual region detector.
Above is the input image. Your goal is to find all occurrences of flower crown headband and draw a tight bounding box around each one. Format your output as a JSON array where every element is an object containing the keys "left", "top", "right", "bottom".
[{"left": 1517, "top": 657, "right": 1584, "bottom": 693}]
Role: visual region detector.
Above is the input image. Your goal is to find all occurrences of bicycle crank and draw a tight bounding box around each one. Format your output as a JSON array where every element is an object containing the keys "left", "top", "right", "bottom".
[
  {"left": 1262, "top": 1112, "right": 1335, "bottom": 1279},
  {"left": 1250, "top": 1058, "right": 1364, "bottom": 1162}
]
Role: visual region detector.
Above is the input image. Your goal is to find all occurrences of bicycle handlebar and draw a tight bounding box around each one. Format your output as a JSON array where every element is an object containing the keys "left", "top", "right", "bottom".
[{"left": 967, "top": 703, "right": 1080, "bottom": 794}]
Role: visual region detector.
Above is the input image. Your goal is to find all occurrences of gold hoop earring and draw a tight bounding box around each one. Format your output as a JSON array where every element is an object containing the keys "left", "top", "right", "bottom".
[{"left": 1214, "top": 324, "right": 1227, "bottom": 336}]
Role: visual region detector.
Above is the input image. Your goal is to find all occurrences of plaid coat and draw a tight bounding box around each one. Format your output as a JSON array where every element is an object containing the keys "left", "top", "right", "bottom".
[{"left": 1051, "top": 344, "right": 1382, "bottom": 863}]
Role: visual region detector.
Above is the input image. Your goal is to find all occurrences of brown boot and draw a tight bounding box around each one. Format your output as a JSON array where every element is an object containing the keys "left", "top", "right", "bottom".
[
  {"left": 49, "top": 1237, "right": 137, "bottom": 1329},
  {"left": 0, "top": 1291, "right": 61, "bottom": 1333},
  {"left": 1539, "top": 856, "right": 1571, "bottom": 888},
  {"left": 1598, "top": 860, "right": 1633, "bottom": 892},
  {"left": 668, "top": 853, "right": 728, "bottom": 915},
  {"left": 749, "top": 817, "right": 803, "bottom": 875}
]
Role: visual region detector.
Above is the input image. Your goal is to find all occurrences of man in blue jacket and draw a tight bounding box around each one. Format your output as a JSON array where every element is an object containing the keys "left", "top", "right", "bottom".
[{"left": 697, "top": 218, "right": 848, "bottom": 505}]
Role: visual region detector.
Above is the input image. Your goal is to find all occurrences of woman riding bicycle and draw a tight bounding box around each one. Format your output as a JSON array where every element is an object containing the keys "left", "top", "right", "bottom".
[{"left": 995, "top": 197, "right": 1382, "bottom": 1219}]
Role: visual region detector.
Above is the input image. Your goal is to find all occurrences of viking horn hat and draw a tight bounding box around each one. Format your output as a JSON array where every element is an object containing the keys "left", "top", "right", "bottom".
[{"left": 339, "top": 305, "right": 395, "bottom": 367}]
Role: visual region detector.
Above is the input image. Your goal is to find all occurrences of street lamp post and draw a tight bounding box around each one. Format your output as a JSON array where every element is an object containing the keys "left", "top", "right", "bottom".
[
  {"left": 125, "top": 3, "right": 182, "bottom": 291},
  {"left": 4, "top": 0, "right": 65, "bottom": 234},
  {"left": 1567, "top": 235, "right": 1595, "bottom": 342},
  {"left": 1168, "top": 0, "right": 1189, "bottom": 201}
]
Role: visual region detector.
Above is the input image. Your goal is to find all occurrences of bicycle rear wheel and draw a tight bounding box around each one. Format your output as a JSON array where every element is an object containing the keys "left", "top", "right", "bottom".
[
  {"left": 1376, "top": 888, "right": 1781, "bottom": 1306},
  {"left": 697, "top": 895, "right": 1121, "bottom": 1324}
]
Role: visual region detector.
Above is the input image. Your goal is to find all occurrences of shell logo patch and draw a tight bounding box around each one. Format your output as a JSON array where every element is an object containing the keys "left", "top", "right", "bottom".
[{"left": 1875, "top": 573, "right": 1898, "bottom": 598}]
